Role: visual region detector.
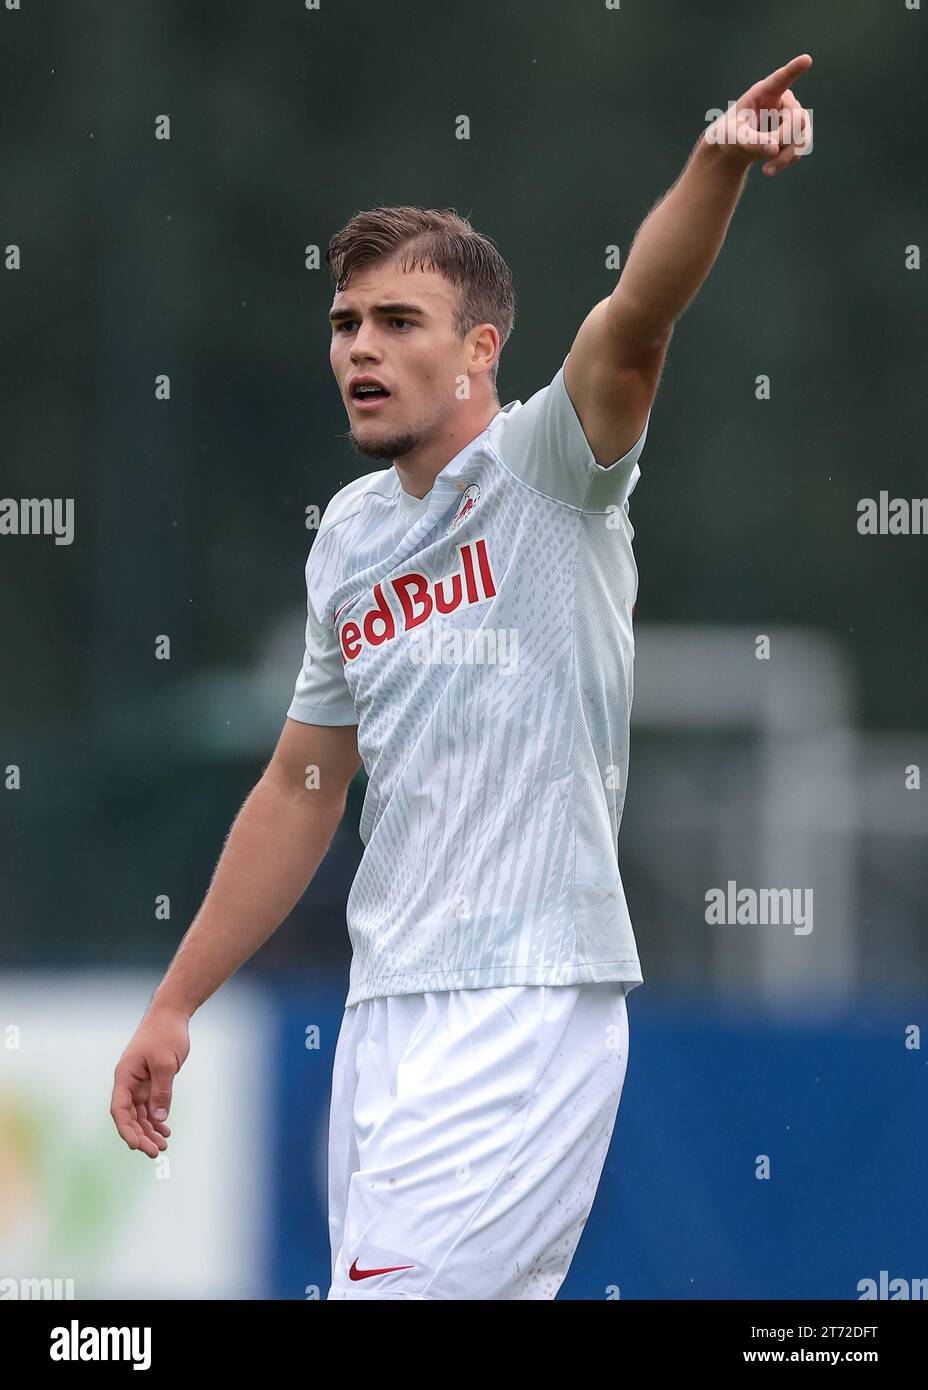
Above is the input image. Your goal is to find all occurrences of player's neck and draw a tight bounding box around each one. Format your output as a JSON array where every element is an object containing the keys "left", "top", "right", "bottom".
[{"left": 393, "top": 398, "right": 501, "bottom": 499}]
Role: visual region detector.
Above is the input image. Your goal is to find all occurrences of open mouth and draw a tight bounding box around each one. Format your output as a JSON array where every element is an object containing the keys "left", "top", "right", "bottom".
[{"left": 351, "top": 384, "right": 391, "bottom": 408}]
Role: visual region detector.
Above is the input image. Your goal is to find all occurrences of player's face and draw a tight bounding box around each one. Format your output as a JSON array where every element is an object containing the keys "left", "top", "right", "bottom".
[{"left": 329, "top": 260, "right": 478, "bottom": 462}]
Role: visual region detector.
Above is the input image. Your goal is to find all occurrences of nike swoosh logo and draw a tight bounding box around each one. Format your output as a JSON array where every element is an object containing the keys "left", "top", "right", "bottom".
[{"left": 349, "top": 1258, "right": 416, "bottom": 1281}]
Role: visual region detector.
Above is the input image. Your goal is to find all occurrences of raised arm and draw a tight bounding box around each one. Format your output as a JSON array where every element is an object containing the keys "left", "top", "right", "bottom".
[{"left": 564, "top": 54, "right": 814, "bottom": 467}]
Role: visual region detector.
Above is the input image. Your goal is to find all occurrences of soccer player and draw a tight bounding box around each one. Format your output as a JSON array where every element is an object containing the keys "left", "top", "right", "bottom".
[{"left": 111, "top": 56, "right": 813, "bottom": 1299}]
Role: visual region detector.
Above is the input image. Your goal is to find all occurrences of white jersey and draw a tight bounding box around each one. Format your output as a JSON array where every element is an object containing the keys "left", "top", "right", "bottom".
[{"left": 288, "top": 354, "right": 649, "bottom": 1006}]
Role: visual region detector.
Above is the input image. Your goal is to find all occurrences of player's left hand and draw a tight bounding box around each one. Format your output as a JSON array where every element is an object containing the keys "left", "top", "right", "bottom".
[{"left": 705, "top": 54, "right": 813, "bottom": 177}]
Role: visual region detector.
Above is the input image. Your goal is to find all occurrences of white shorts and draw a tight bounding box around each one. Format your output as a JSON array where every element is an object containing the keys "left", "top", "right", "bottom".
[{"left": 326, "top": 981, "right": 630, "bottom": 1300}]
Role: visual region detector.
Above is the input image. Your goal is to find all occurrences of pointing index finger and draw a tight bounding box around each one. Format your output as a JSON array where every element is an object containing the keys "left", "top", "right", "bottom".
[{"left": 754, "top": 53, "right": 813, "bottom": 102}]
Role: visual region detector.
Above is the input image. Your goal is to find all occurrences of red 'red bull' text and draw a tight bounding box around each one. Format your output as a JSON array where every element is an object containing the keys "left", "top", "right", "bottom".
[{"left": 339, "top": 538, "right": 498, "bottom": 663}]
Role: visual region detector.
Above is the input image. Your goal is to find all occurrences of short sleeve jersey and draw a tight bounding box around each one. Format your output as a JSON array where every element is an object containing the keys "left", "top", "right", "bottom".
[{"left": 288, "top": 354, "right": 649, "bottom": 1005}]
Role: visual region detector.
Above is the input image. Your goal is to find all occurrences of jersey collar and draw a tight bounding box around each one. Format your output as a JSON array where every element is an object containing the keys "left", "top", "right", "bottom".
[{"left": 390, "top": 401, "right": 519, "bottom": 510}]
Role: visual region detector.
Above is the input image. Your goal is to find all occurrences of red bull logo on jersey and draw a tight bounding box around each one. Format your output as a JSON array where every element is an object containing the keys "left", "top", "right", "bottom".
[
  {"left": 448, "top": 482, "right": 480, "bottom": 532},
  {"left": 338, "top": 537, "right": 498, "bottom": 664}
]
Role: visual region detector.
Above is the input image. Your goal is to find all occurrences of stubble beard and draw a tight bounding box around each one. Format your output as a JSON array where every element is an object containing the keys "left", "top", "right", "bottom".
[
  {"left": 348, "top": 425, "right": 423, "bottom": 463},
  {"left": 348, "top": 400, "right": 448, "bottom": 464}
]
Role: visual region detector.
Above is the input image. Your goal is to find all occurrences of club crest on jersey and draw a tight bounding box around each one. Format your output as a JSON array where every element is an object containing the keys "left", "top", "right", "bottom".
[
  {"left": 338, "top": 538, "right": 497, "bottom": 663},
  {"left": 447, "top": 483, "right": 480, "bottom": 532}
]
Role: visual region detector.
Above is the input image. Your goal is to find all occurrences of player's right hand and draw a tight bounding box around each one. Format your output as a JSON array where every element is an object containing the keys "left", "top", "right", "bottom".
[{"left": 110, "top": 1005, "right": 190, "bottom": 1158}]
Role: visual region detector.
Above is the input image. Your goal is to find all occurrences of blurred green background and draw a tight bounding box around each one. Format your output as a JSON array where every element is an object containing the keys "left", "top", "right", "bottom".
[{"left": 1, "top": 0, "right": 925, "bottom": 987}]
